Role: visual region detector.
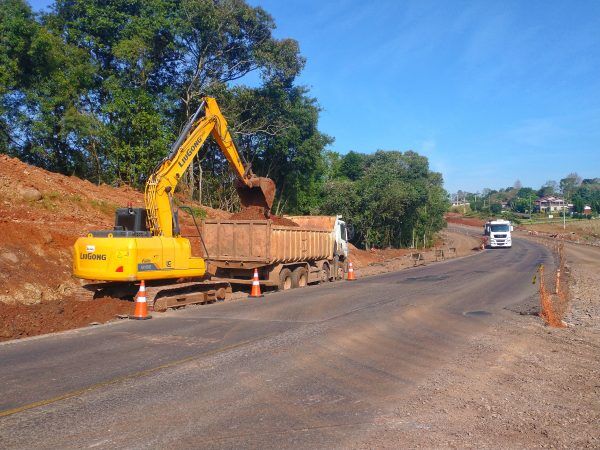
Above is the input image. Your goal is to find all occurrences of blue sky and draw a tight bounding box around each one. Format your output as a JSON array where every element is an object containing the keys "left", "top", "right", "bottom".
[{"left": 29, "top": 0, "right": 600, "bottom": 193}]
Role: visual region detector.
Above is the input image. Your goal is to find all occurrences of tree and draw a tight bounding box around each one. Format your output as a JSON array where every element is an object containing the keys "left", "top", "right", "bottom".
[
  {"left": 339, "top": 151, "right": 366, "bottom": 181},
  {"left": 560, "top": 172, "right": 582, "bottom": 199},
  {"left": 490, "top": 203, "right": 502, "bottom": 214},
  {"left": 515, "top": 187, "right": 536, "bottom": 201},
  {"left": 537, "top": 180, "right": 558, "bottom": 197},
  {"left": 0, "top": 0, "right": 97, "bottom": 177},
  {"left": 2, "top": 0, "right": 331, "bottom": 215},
  {"left": 319, "top": 150, "right": 448, "bottom": 249},
  {"left": 572, "top": 196, "right": 585, "bottom": 213}
]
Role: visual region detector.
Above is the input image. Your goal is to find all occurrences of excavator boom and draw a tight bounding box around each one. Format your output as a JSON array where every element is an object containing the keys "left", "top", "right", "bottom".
[{"left": 146, "top": 96, "right": 274, "bottom": 237}]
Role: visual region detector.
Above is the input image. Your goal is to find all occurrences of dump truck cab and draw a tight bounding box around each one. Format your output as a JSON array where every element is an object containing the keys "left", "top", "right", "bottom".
[
  {"left": 334, "top": 215, "right": 350, "bottom": 259},
  {"left": 284, "top": 215, "right": 351, "bottom": 259}
]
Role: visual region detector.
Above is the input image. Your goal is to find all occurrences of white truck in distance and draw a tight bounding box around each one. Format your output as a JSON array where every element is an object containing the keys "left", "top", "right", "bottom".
[{"left": 484, "top": 219, "right": 513, "bottom": 248}]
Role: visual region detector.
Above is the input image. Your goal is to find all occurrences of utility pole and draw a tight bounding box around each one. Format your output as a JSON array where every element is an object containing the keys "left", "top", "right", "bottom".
[{"left": 529, "top": 195, "right": 533, "bottom": 220}]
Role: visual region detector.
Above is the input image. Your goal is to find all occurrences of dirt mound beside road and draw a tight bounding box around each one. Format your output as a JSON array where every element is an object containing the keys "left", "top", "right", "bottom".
[{"left": 0, "top": 298, "right": 133, "bottom": 341}]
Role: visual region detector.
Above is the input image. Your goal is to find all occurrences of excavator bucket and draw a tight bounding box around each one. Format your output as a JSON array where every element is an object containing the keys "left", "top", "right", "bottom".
[{"left": 236, "top": 177, "right": 276, "bottom": 214}]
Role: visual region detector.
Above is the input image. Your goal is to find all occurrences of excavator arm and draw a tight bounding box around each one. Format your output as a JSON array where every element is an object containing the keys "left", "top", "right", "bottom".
[{"left": 144, "top": 97, "right": 275, "bottom": 237}]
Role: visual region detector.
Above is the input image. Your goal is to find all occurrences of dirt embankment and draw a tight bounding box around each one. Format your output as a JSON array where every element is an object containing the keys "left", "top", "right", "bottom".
[
  {"left": 519, "top": 220, "right": 600, "bottom": 246},
  {"left": 445, "top": 212, "right": 486, "bottom": 228}
]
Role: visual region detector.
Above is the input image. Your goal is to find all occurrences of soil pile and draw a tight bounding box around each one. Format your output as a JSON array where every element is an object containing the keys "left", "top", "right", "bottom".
[
  {"left": 348, "top": 244, "right": 384, "bottom": 268},
  {"left": 0, "top": 298, "right": 132, "bottom": 341},
  {"left": 230, "top": 206, "right": 299, "bottom": 227},
  {"left": 348, "top": 243, "right": 413, "bottom": 269}
]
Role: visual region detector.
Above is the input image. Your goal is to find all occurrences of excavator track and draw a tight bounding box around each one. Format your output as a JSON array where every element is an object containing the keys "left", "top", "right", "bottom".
[
  {"left": 86, "top": 281, "right": 232, "bottom": 312},
  {"left": 147, "top": 282, "right": 232, "bottom": 312}
]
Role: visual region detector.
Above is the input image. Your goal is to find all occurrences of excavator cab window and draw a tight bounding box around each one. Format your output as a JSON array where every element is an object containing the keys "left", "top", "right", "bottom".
[{"left": 172, "top": 209, "right": 180, "bottom": 236}]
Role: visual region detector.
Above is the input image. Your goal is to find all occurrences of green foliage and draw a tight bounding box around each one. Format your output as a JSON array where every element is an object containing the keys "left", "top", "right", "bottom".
[
  {"left": 490, "top": 203, "right": 502, "bottom": 215},
  {"left": 319, "top": 150, "right": 449, "bottom": 249},
  {"left": 559, "top": 172, "right": 582, "bottom": 199},
  {"left": 572, "top": 179, "right": 600, "bottom": 213},
  {"left": 0, "top": 0, "right": 97, "bottom": 175},
  {"left": 510, "top": 197, "right": 529, "bottom": 213},
  {"left": 339, "top": 151, "right": 366, "bottom": 181},
  {"left": 537, "top": 180, "right": 558, "bottom": 197}
]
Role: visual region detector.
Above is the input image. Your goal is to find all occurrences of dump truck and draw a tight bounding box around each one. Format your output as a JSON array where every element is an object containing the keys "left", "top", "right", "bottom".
[{"left": 203, "top": 215, "right": 351, "bottom": 291}]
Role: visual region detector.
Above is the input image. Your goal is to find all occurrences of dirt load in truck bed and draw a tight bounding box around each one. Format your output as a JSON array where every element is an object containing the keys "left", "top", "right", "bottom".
[{"left": 230, "top": 206, "right": 299, "bottom": 227}]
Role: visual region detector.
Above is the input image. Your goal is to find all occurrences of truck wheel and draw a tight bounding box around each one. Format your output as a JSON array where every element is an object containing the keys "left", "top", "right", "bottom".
[
  {"left": 292, "top": 267, "right": 308, "bottom": 288},
  {"left": 320, "top": 263, "right": 331, "bottom": 283},
  {"left": 333, "top": 256, "right": 342, "bottom": 281},
  {"left": 278, "top": 268, "right": 293, "bottom": 291},
  {"left": 333, "top": 258, "right": 345, "bottom": 281},
  {"left": 337, "top": 266, "right": 345, "bottom": 281}
]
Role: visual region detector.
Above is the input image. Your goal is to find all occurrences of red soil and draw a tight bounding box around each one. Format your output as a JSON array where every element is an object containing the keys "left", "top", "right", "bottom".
[
  {"left": 230, "top": 206, "right": 299, "bottom": 227},
  {"left": 348, "top": 243, "right": 412, "bottom": 269},
  {"left": 445, "top": 212, "right": 486, "bottom": 227},
  {"left": 0, "top": 297, "right": 133, "bottom": 341},
  {"left": 0, "top": 154, "right": 229, "bottom": 341}
]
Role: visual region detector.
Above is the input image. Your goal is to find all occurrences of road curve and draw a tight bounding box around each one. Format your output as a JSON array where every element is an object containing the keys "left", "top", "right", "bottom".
[{"left": 0, "top": 236, "right": 553, "bottom": 449}]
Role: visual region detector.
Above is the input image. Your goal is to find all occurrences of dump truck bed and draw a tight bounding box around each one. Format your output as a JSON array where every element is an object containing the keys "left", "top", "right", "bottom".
[
  {"left": 201, "top": 219, "right": 333, "bottom": 264},
  {"left": 284, "top": 215, "right": 337, "bottom": 231}
]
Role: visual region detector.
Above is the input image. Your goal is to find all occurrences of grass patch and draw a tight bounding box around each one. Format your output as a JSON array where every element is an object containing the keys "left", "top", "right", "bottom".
[
  {"left": 185, "top": 205, "right": 207, "bottom": 219},
  {"left": 38, "top": 191, "right": 61, "bottom": 211},
  {"left": 90, "top": 199, "right": 118, "bottom": 215}
]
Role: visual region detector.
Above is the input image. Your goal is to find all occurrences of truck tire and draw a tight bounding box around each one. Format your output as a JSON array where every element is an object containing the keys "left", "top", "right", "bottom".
[
  {"left": 333, "top": 256, "right": 344, "bottom": 281},
  {"left": 320, "top": 263, "right": 331, "bottom": 283},
  {"left": 292, "top": 267, "right": 308, "bottom": 288},
  {"left": 278, "top": 268, "right": 293, "bottom": 291}
]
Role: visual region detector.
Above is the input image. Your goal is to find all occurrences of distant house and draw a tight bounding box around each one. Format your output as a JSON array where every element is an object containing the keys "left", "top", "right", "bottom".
[
  {"left": 583, "top": 205, "right": 593, "bottom": 216},
  {"left": 451, "top": 200, "right": 470, "bottom": 208},
  {"left": 534, "top": 196, "right": 573, "bottom": 213}
]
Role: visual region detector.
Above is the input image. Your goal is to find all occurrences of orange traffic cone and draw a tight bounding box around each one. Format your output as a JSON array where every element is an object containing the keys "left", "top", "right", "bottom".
[
  {"left": 347, "top": 261, "right": 356, "bottom": 281},
  {"left": 129, "top": 280, "right": 152, "bottom": 320},
  {"left": 249, "top": 268, "right": 264, "bottom": 298}
]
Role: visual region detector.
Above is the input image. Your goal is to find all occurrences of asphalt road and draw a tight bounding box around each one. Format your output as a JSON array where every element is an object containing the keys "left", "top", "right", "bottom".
[{"left": 0, "top": 235, "right": 552, "bottom": 449}]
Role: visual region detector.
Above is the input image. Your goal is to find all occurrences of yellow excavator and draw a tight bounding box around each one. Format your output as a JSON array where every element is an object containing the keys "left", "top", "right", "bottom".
[{"left": 73, "top": 97, "right": 275, "bottom": 309}]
